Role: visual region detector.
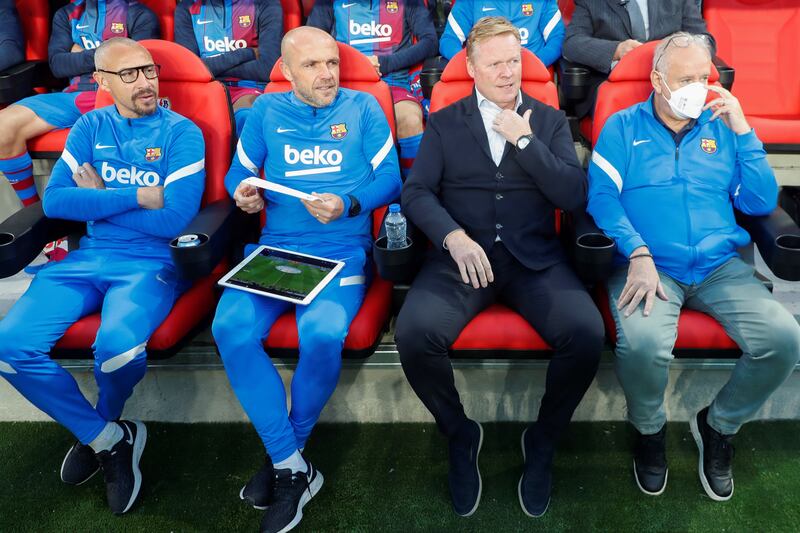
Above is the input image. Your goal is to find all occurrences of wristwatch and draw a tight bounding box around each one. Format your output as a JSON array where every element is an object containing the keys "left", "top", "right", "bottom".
[
  {"left": 516, "top": 133, "right": 533, "bottom": 152},
  {"left": 347, "top": 194, "right": 361, "bottom": 217}
]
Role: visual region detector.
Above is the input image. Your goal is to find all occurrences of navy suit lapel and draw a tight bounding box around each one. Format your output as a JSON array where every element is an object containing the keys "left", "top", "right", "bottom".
[
  {"left": 604, "top": 0, "right": 633, "bottom": 38},
  {"left": 465, "top": 92, "right": 494, "bottom": 164},
  {"left": 499, "top": 95, "right": 535, "bottom": 164}
]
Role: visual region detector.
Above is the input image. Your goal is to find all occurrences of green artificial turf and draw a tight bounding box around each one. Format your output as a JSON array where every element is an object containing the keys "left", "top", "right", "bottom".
[{"left": 1, "top": 421, "right": 798, "bottom": 532}]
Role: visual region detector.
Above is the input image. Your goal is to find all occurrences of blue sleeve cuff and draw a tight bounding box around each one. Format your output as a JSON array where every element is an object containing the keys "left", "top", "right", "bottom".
[
  {"left": 341, "top": 194, "right": 352, "bottom": 216},
  {"left": 620, "top": 234, "right": 646, "bottom": 259}
]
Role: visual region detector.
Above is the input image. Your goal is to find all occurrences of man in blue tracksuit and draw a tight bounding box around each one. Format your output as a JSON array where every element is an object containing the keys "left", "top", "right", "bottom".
[
  {"left": 0, "top": 0, "right": 158, "bottom": 209},
  {"left": 588, "top": 32, "right": 800, "bottom": 502},
  {"left": 0, "top": 0, "right": 24, "bottom": 73},
  {"left": 212, "top": 26, "right": 400, "bottom": 533},
  {"left": 174, "top": 0, "right": 283, "bottom": 135},
  {"left": 0, "top": 38, "right": 205, "bottom": 515},
  {"left": 440, "top": 0, "right": 564, "bottom": 67},
  {"left": 308, "top": 0, "right": 437, "bottom": 180}
]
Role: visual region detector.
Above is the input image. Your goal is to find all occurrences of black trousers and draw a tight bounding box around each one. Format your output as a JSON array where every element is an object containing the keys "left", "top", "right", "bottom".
[{"left": 395, "top": 243, "right": 604, "bottom": 442}]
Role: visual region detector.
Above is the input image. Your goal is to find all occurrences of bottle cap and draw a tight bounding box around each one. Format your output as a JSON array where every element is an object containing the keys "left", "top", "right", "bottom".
[{"left": 389, "top": 203, "right": 401, "bottom": 213}]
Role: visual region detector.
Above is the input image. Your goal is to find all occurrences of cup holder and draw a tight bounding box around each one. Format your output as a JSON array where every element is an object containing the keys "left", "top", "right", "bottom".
[
  {"left": 776, "top": 234, "right": 800, "bottom": 251},
  {"left": 170, "top": 232, "right": 209, "bottom": 249},
  {"left": 0, "top": 232, "right": 14, "bottom": 246},
  {"left": 561, "top": 67, "right": 590, "bottom": 101},
  {"left": 373, "top": 235, "right": 417, "bottom": 282}
]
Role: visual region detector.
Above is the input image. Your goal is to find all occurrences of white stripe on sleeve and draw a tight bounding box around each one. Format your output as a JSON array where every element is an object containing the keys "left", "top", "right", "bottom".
[
  {"left": 542, "top": 10, "right": 562, "bottom": 42},
  {"left": 164, "top": 159, "right": 205, "bottom": 187},
  {"left": 447, "top": 13, "right": 466, "bottom": 44},
  {"left": 370, "top": 133, "right": 394, "bottom": 170},
  {"left": 591, "top": 150, "right": 623, "bottom": 193},
  {"left": 61, "top": 149, "right": 79, "bottom": 173},
  {"left": 236, "top": 140, "right": 258, "bottom": 174}
]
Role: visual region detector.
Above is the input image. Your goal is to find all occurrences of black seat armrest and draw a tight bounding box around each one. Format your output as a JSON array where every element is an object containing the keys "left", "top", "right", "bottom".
[
  {"left": 558, "top": 59, "right": 594, "bottom": 102},
  {"left": 712, "top": 55, "right": 735, "bottom": 90},
  {"left": 420, "top": 56, "right": 446, "bottom": 101},
  {"left": 0, "top": 61, "right": 37, "bottom": 105},
  {"left": 568, "top": 208, "right": 616, "bottom": 283},
  {"left": 736, "top": 207, "right": 800, "bottom": 281},
  {"left": 0, "top": 203, "right": 84, "bottom": 277},
  {"left": 170, "top": 198, "right": 236, "bottom": 280},
  {"left": 372, "top": 207, "right": 425, "bottom": 283}
]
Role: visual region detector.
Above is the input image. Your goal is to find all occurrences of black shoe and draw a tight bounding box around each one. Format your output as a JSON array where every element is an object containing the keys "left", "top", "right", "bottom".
[
  {"left": 690, "top": 406, "right": 734, "bottom": 501},
  {"left": 633, "top": 425, "right": 668, "bottom": 496},
  {"left": 447, "top": 419, "right": 483, "bottom": 517},
  {"left": 96, "top": 420, "right": 147, "bottom": 515},
  {"left": 260, "top": 460, "right": 324, "bottom": 533},
  {"left": 518, "top": 427, "right": 553, "bottom": 518},
  {"left": 60, "top": 441, "right": 100, "bottom": 485},
  {"left": 241, "top": 457, "right": 274, "bottom": 510}
]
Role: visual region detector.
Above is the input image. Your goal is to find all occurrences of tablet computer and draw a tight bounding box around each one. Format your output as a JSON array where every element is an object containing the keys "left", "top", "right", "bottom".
[{"left": 218, "top": 245, "right": 345, "bottom": 305}]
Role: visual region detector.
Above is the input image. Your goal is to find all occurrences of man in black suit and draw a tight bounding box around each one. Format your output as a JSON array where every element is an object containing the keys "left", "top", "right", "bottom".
[
  {"left": 562, "top": 0, "right": 714, "bottom": 116},
  {"left": 396, "top": 16, "right": 603, "bottom": 520}
]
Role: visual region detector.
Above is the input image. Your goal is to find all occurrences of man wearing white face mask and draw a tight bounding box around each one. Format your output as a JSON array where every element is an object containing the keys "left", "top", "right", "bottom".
[{"left": 587, "top": 32, "right": 800, "bottom": 502}]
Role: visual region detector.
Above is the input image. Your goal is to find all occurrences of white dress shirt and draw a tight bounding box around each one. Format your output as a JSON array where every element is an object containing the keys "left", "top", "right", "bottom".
[{"left": 475, "top": 88, "right": 523, "bottom": 166}]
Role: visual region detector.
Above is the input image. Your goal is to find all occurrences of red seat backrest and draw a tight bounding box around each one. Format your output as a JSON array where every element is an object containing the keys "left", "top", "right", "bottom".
[
  {"left": 139, "top": 0, "right": 177, "bottom": 41},
  {"left": 266, "top": 41, "right": 397, "bottom": 238},
  {"left": 558, "top": 0, "right": 574, "bottom": 26},
  {"left": 94, "top": 39, "right": 232, "bottom": 205},
  {"left": 704, "top": 0, "right": 800, "bottom": 117},
  {"left": 591, "top": 41, "right": 720, "bottom": 147},
  {"left": 281, "top": 0, "right": 303, "bottom": 33},
  {"left": 302, "top": 0, "right": 315, "bottom": 18},
  {"left": 15, "top": 0, "right": 49, "bottom": 61},
  {"left": 429, "top": 48, "right": 559, "bottom": 112}
]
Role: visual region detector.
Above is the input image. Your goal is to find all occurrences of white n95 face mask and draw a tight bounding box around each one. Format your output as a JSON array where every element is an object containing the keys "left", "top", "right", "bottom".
[{"left": 658, "top": 72, "right": 708, "bottom": 120}]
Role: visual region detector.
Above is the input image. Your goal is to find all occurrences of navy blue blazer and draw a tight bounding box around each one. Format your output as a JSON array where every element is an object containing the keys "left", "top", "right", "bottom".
[{"left": 402, "top": 89, "right": 586, "bottom": 271}]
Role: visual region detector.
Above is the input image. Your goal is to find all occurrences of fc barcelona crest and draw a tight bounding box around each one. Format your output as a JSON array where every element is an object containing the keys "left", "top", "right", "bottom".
[
  {"left": 145, "top": 147, "right": 162, "bottom": 162},
  {"left": 386, "top": 1, "right": 399, "bottom": 13},
  {"left": 522, "top": 3, "right": 534, "bottom": 16},
  {"left": 700, "top": 138, "right": 717, "bottom": 154},
  {"left": 158, "top": 97, "right": 171, "bottom": 109},
  {"left": 330, "top": 123, "right": 348, "bottom": 140},
  {"left": 110, "top": 22, "right": 125, "bottom": 34},
  {"left": 238, "top": 15, "right": 252, "bottom": 28}
]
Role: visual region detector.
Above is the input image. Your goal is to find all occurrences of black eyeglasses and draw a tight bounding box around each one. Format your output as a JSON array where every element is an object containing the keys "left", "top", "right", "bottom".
[
  {"left": 97, "top": 64, "right": 161, "bottom": 83},
  {"left": 654, "top": 34, "right": 710, "bottom": 71}
]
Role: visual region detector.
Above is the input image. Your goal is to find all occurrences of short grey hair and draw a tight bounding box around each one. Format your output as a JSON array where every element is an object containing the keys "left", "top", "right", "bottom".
[
  {"left": 652, "top": 32, "right": 711, "bottom": 74},
  {"left": 94, "top": 37, "right": 144, "bottom": 70}
]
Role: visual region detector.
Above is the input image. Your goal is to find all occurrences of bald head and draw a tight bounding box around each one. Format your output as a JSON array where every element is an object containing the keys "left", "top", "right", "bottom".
[
  {"left": 281, "top": 27, "right": 337, "bottom": 69},
  {"left": 279, "top": 27, "right": 340, "bottom": 108},
  {"left": 95, "top": 37, "right": 151, "bottom": 71}
]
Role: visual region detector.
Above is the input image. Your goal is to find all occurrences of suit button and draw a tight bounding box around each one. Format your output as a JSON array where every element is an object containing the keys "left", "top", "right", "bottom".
[
  {"left": 495, "top": 194, "right": 503, "bottom": 200},
  {"left": 495, "top": 223, "right": 503, "bottom": 230},
  {"left": 495, "top": 172, "right": 503, "bottom": 180}
]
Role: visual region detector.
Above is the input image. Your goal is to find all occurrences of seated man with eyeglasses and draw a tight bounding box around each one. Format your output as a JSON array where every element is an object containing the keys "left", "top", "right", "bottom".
[
  {"left": 588, "top": 31, "right": 800, "bottom": 501},
  {"left": 0, "top": 37, "right": 205, "bottom": 515},
  {"left": 0, "top": 0, "right": 158, "bottom": 211}
]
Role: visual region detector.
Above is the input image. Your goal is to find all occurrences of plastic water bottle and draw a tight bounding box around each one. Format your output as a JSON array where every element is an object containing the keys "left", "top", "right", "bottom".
[{"left": 385, "top": 204, "right": 407, "bottom": 250}]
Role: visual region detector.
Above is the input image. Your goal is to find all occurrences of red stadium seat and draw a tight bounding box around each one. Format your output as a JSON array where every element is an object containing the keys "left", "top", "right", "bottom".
[
  {"left": 429, "top": 48, "right": 559, "bottom": 357},
  {"left": 703, "top": 0, "right": 800, "bottom": 150},
  {"left": 260, "top": 42, "right": 395, "bottom": 358},
  {"left": 558, "top": 0, "right": 574, "bottom": 26},
  {"left": 51, "top": 39, "right": 233, "bottom": 357},
  {"left": 589, "top": 40, "right": 746, "bottom": 358},
  {"left": 281, "top": 0, "right": 303, "bottom": 33},
  {"left": 16, "top": 0, "right": 49, "bottom": 61},
  {"left": 587, "top": 41, "right": 720, "bottom": 147},
  {"left": 139, "top": 0, "right": 177, "bottom": 41}
]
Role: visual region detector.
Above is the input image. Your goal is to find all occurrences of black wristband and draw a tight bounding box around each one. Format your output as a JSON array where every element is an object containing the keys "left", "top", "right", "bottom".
[{"left": 629, "top": 253, "right": 654, "bottom": 260}]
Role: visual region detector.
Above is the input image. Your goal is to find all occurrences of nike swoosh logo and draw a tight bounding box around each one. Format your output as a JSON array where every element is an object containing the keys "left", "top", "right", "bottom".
[
  {"left": 156, "top": 274, "right": 167, "bottom": 285},
  {"left": 482, "top": 7, "right": 496, "bottom": 11},
  {"left": 342, "top": 2, "right": 356, "bottom": 7},
  {"left": 633, "top": 139, "right": 651, "bottom": 146},
  {"left": 276, "top": 127, "right": 297, "bottom": 133},
  {"left": 76, "top": 24, "right": 89, "bottom": 29},
  {"left": 95, "top": 143, "right": 114, "bottom": 149},
  {"left": 125, "top": 426, "right": 134, "bottom": 446},
  {"left": 197, "top": 20, "right": 213, "bottom": 25}
]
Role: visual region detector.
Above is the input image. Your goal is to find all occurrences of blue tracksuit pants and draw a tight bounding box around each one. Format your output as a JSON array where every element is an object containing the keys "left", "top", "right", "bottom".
[{"left": 0, "top": 248, "right": 179, "bottom": 444}]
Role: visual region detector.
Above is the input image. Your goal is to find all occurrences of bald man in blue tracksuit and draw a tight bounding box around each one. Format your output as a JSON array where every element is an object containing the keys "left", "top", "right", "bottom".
[
  {"left": 212, "top": 26, "right": 400, "bottom": 533},
  {"left": 0, "top": 0, "right": 158, "bottom": 209},
  {"left": 0, "top": 38, "right": 205, "bottom": 515},
  {"left": 440, "top": 0, "right": 564, "bottom": 66},
  {"left": 174, "top": 0, "right": 283, "bottom": 134},
  {"left": 0, "top": 0, "right": 24, "bottom": 72}
]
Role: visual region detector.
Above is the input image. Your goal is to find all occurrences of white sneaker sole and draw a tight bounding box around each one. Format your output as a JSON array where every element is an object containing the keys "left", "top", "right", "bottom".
[
  {"left": 120, "top": 420, "right": 147, "bottom": 514},
  {"left": 276, "top": 467, "right": 325, "bottom": 533},
  {"left": 456, "top": 422, "right": 483, "bottom": 518},
  {"left": 633, "top": 459, "right": 668, "bottom": 496},
  {"left": 518, "top": 428, "right": 550, "bottom": 518},
  {"left": 59, "top": 446, "right": 100, "bottom": 486},
  {"left": 690, "top": 413, "right": 733, "bottom": 502}
]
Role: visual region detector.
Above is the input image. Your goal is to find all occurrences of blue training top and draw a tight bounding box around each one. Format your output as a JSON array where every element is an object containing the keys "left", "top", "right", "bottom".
[
  {"left": 439, "top": 0, "right": 564, "bottom": 66},
  {"left": 44, "top": 105, "right": 206, "bottom": 263},
  {"left": 174, "top": 0, "right": 282, "bottom": 90},
  {"left": 226, "top": 88, "right": 402, "bottom": 254}
]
